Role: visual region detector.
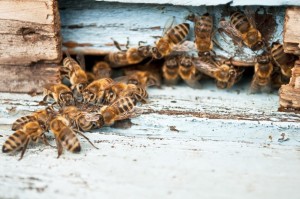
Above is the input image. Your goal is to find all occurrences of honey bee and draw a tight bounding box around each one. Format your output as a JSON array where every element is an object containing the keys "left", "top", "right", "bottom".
[
  {"left": 62, "top": 106, "right": 104, "bottom": 132},
  {"left": 82, "top": 78, "right": 114, "bottom": 104},
  {"left": 250, "top": 54, "right": 273, "bottom": 93},
  {"left": 152, "top": 22, "right": 190, "bottom": 59},
  {"left": 103, "top": 82, "right": 148, "bottom": 105},
  {"left": 100, "top": 97, "right": 138, "bottom": 125},
  {"left": 123, "top": 70, "right": 161, "bottom": 88},
  {"left": 178, "top": 55, "right": 202, "bottom": 88},
  {"left": 194, "top": 56, "right": 244, "bottom": 89},
  {"left": 271, "top": 42, "right": 297, "bottom": 78},
  {"left": 162, "top": 56, "right": 180, "bottom": 85},
  {"left": 92, "top": 61, "right": 112, "bottom": 80},
  {"left": 62, "top": 54, "right": 88, "bottom": 93},
  {"left": 3, "top": 120, "right": 50, "bottom": 160},
  {"left": 188, "top": 13, "right": 213, "bottom": 53},
  {"left": 219, "top": 10, "right": 264, "bottom": 51},
  {"left": 12, "top": 106, "right": 55, "bottom": 131},
  {"left": 49, "top": 115, "right": 81, "bottom": 158},
  {"left": 41, "top": 83, "right": 75, "bottom": 107},
  {"left": 106, "top": 39, "right": 152, "bottom": 67}
]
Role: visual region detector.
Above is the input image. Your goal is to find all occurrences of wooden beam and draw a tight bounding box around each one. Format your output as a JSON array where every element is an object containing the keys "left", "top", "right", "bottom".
[
  {"left": 0, "top": 0, "right": 62, "bottom": 65},
  {"left": 283, "top": 7, "right": 300, "bottom": 55},
  {"left": 0, "top": 64, "right": 61, "bottom": 93}
]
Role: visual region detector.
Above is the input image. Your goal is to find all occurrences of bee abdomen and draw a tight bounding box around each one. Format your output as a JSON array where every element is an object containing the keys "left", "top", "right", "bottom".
[
  {"left": 230, "top": 12, "right": 250, "bottom": 33},
  {"left": 168, "top": 23, "right": 190, "bottom": 44},
  {"left": 12, "top": 116, "right": 36, "bottom": 131},
  {"left": 59, "top": 128, "right": 81, "bottom": 153},
  {"left": 2, "top": 131, "right": 27, "bottom": 153},
  {"left": 115, "top": 97, "right": 135, "bottom": 114}
]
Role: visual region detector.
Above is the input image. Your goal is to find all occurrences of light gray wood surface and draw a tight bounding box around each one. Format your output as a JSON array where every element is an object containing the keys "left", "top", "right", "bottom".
[{"left": 0, "top": 83, "right": 300, "bottom": 199}]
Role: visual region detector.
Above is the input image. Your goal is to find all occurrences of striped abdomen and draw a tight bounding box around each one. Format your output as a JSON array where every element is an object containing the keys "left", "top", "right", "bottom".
[
  {"left": 58, "top": 127, "right": 81, "bottom": 153},
  {"left": 2, "top": 130, "right": 28, "bottom": 153},
  {"left": 195, "top": 14, "right": 213, "bottom": 37},
  {"left": 230, "top": 11, "right": 250, "bottom": 34},
  {"left": 63, "top": 57, "right": 79, "bottom": 71},
  {"left": 12, "top": 115, "right": 36, "bottom": 131},
  {"left": 113, "top": 97, "right": 136, "bottom": 115},
  {"left": 167, "top": 23, "right": 190, "bottom": 45}
]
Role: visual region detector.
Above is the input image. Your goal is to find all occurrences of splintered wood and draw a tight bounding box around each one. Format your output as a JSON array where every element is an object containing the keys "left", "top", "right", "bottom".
[
  {"left": 0, "top": 0, "right": 61, "bottom": 65},
  {"left": 279, "top": 60, "right": 300, "bottom": 110},
  {"left": 284, "top": 7, "right": 300, "bottom": 55}
]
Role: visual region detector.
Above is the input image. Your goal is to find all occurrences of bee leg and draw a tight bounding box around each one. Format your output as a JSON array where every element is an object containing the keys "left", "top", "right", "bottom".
[
  {"left": 111, "top": 38, "right": 123, "bottom": 51},
  {"left": 18, "top": 138, "right": 30, "bottom": 161},
  {"left": 138, "top": 41, "right": 147, "bottom": 46},
  {"left": 74, "top": 129, "right": 99, "bottom": 149},
  {"left": 126, "top": 37, "right": 130, "bottom": 49},
  {"left": 39, "top": 95, "right": 49, "bottom": 106},
  {"left": 249, "top": 79, "right": 260, "bottom": 94},
  {"left": 55, "top": 137, "right": 63, "bottom": 158},
  {"left": 42, "top": 134, "right": 55, "bottom": 148}
]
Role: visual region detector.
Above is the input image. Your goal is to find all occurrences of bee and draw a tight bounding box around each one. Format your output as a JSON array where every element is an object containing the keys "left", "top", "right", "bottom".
[
  {"left": 219, "top": 10, "right": 264, "bottom": 51},
  {"left": 82, "top": 78, "right": 114, "bottom": 104},
  {"left": 162, "top": 56, "right": 180, "bottom": 85},
  {"left": 106, "top": 39, "right": 152, "bottom": 67},
  {"left": 62, "top": 54, "right": 88, "bottom": 93},
  {"left": 271, "top": 42, "right": 297, "bottom": 78},
  {"left": 12, "top": 106, "right": 55, "bottom": 131},
  {"left": 152, "top": 22, "right": 190, "bottom": 59},
  {"left": 100, "top": 97, "right": 138, "bottom": 125},
  {"left": 188, "top": 13, "right": 213, "bottom": 53},
  {"left": 92, "top": 61, "right": 112, "bottom": 80},
  {"left": 250, "top": 54, "right": 273, "bottom": 93},
  {"left": 103, "top": 82, "right": 148, "bottom": 105},
  {"left": 194, "top": 56, "right": 244, "bottom": 89},
  {"left": 49, "top": 115, "right": 81, "bottom": 158},
  {"left": 62, "top": 106, "right": 104, "bottom": 132},
  {"left": 41, "top": 83, "right": 75, "bottom": 107},
  {"left": 124, "top": 70, "right": 161, "bottom": 88},
  {"left": 178, "top": 55, "right": 202, "bottom": 88},
  {"left": 2, "top": 120, "right": 50, "bottom": 160}
]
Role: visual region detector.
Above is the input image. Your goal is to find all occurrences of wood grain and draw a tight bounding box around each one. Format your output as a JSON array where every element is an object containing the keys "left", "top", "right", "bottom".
[
  {"left": 0, "top": 64, "right": 61, "bottom": 93},
  {"left": 283, "top": 7, "right": 300, "bottom": 55},
  {"left": 0, "top": 0, "right": 62, "bottom": 65}
]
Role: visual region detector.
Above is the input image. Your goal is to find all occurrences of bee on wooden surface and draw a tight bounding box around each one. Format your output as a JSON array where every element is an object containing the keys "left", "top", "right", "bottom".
[
  {"left": 271, "top": 42, "right": 297, "bottom": 78},
  {"left": 49, "top": 115, "right": 81, "bottom": 158},
  {"left": 100, "top": 97, "right": 138, "bottom": 125},
  {"left": 123, "top": 70, "right": 162, "bottom": 88},
  {"left": 250, "top": 54, "right": 273, "bottom": 93},
  {"left": 152, "top": 22, "right": 190, "bottom": 59},
  {"left": 62, "top": 106, "right": 104, "bottom": 132},
  {"left": 41, "top": 83, "right": 75, "bottom": 107},
  {"left": 103, "top": 82, "right": 148, "bottom": 105},
  {"left": 188, "top": 13, "right": 213, "bottom": 53},
  {"left": 3, "top": 120, "right": 50, "bottom": 160},
  {"left": 12, "top": 106, "right": 56, "bottom": 131},
  {"left": 219, "top": 10, "right": 264, "bottom": 51},
  {"left": 62, "top": 54, "right": 88, "bottom": 93},
  {"left": 178, "top": 55, "right": 202, "bottom": 88},
  {"left": 194, "top": 56, "right": 244, "bottom": 89},
  {"left": 106, "top": 39, "right": 152, "bottom": 67},
  {"left": 82, "top": 78, "right": 114, "bottom": 104},
  {"left": 162, "top": 56, "right": 180, "bottom": 85}
]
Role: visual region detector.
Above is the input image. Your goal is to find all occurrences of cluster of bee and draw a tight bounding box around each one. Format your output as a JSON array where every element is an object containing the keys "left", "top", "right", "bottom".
[
  {"left": 105, "top": 9, "right": 298, "bottom": 93},
  {"left": 2, "top": 53, "right": 153, "bottom": 160}
]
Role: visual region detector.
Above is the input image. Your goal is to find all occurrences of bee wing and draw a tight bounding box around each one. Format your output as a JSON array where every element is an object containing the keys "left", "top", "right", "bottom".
[
  {"left": 115, "top": 107, "right": 143, "bottom": 121},
  {"left": 218, "top": 20, "right": 244, "bottom": 47},
  {"left": 76, "top": 54, "right": 86, "bottom": 70},
  {"left": 162, "top": 16, "right": 176, "bottom": 36},
  {"left": 244, "top": 8, "right": 257, "bottom": 29},
  {"left": 113, "top": 76, "right": 129, "bottom": 83},
  {"left": 193, "top": 58, "right": 218, "bottom": 78},
  {"left": 82, "top": 112, "right": 100, "bottom": 122}
]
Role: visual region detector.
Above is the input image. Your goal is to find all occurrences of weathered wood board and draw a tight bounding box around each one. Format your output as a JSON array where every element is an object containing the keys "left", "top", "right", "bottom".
[
  {"left": 284, "top": 7, "right": 300, "bottom": 55},
  {"left": 0, "top": 0, "right": 62, "bottom": 65},
  {"left": 60, "top": 0, "right": 285, "bottom": 65},
  {"left": 0, "top": 85, "right": 300, "bottom": 199},
  {"left": 0, "top": 64, "right": 60, "bottom": 93}
]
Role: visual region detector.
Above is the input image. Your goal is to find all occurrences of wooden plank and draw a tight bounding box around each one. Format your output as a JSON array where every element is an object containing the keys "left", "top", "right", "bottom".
[
  {"left": 0, "top": 64, "right": 60, "bottom": 93},
  {"left": 0, "top": 87, "right": 300, "bottom": 199},
  {"left": 283, "top": 7, "right": 300, "bottom": 55},
  {"left": 0, "top": 0, "right": 62, "bottom": 65},
  {"left": 60, "top": 1, "right": 284, "bottom": 65}
]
